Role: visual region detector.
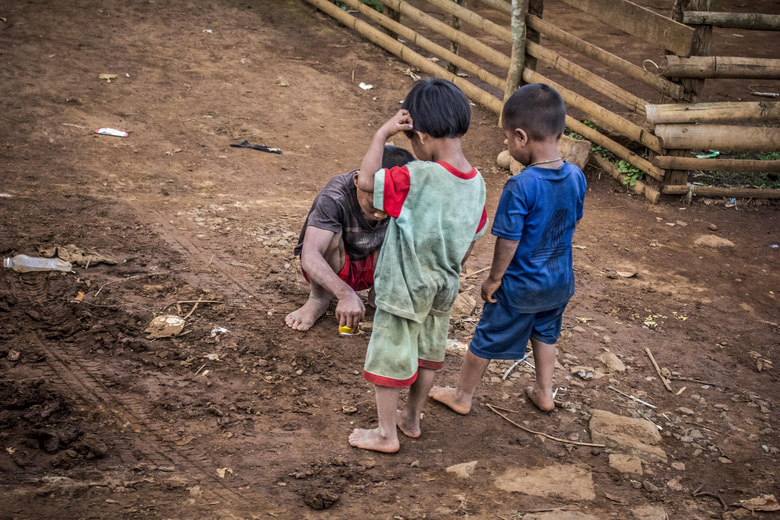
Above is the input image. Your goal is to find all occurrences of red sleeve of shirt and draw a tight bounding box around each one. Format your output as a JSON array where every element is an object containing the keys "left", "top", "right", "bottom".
[
  {"left": 476, "top": 206, "right": 488, "bottom": 235},
  {"left": 383, "top": 166, "right": 411, "bottom": 218}
]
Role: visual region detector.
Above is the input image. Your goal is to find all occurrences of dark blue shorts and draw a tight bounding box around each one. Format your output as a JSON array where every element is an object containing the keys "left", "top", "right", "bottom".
[{"left": 469, "top": 299, "right": 567, "bottom": 360}]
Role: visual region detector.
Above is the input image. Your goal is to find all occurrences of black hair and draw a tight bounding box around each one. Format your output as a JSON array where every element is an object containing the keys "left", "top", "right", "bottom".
[
  {"left": 502, "top": 83, "right": 566, "bottom": 141},
  {"left": 401, "top": 78, "right": 471, "bottom": 139},
  {"left": 381, "top": 145, "right": 415, "bottom": 169}
]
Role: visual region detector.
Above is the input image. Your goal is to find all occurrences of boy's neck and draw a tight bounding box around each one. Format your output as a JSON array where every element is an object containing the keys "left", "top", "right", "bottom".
[
  {"left": 526, "top": 138, "right": 563, "bottom": 169},
  {"left": 427, "top": 137, "right": 472, "bottom": 172}
]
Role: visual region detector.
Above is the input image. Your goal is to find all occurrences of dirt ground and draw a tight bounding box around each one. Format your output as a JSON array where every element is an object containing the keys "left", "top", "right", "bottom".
[{"left": 0, "top": 1, "right": 778, "bottom": 518}]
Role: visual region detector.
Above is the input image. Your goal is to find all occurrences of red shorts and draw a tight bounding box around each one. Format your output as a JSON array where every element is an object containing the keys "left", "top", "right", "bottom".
[{"left": 301, "top": 254, "right": 376, "bottom": 292}]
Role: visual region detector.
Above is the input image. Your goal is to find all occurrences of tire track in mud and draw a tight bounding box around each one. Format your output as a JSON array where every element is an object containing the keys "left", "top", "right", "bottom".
[{"left": 13, "top": 276, "right": 272, "bottom": 514}]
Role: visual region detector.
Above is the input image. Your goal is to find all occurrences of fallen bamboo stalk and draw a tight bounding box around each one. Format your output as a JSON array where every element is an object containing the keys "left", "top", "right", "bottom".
[
  {"left": 340, "top": 0, "right": 505, "bottom": 90},
  {"left": 526, "top": 15, "right": 685, "bottom": 100},
  {"left": 669, "top": 376, "right": 721, "bottom": 387},
  {"left": 381, "top": 0, "right": 511, "bottom": 69},
  {"left": 682, "top": 11, "right": 780, "bottom": 31},
  {"left": 568, "top": 118, "right": 664, "bottom": 182},
  {"left": 645, "top": 101, "right": 780, "bottom": 124},
  {"left": 663, "top": 184, "right": 780, "bottom": 199},
  {"left": 486, "top": 404, "right": 606, "bottom": 447},
  {"left": 303, "top": 0, "right": 503, "bottom": 113},
  {"left": 655, "top": 123, "right": 780, "bottom": 152},
  {"left": 608, "top": 386, "right": 656, "bottom": 409},
  {"left": 645, "top": 347, "right": 673, "bottom": 392},
  {"left": 591, "top": 154, "right": 660, "bottom": 203},
  {"left": 652, "top": 156, "right": 780, "bottom": 174},
  {"left": 528, "top": 41, "right": 648, "bottom": 114},
  {"left": 525, "top": 68, "right": 661, "bottom": 153},
  {"left": 659, "top": 56, "right": 780, "bottom": 79},
  {"left": 95, "top": 272, "right": 171, "bottom": 297}
]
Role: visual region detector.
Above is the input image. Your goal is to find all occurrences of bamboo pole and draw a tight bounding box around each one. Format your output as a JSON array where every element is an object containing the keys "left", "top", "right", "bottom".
[
  {"left": 380, "top": 6, "right": 401, "bottom": 39},
  {"left": 526, "top": 15, "right": 685, "bottom": 100},
  {"left": 504, "top": 0, "right": 529, "bottom": 101},
  {"left": 655, "top": 124, "right": 780, "bottom": 152},
  {"left": 340, "top": 0, "right": 506, "bottom": 90},
  {"left": 567, "top": 117, "right": 665, "bottom": 181},
  {"left": 424, "top": 0, "right": 512, "bottom": 42},
  {"left": 683, "top": 11, "right": 780, "bottom": 31},
  {"left": 528, "top": 41, "right": 648, "bottom": 115},
  {"left": 473, "top": 0, "right": 512, "bottom": 14},
  {"left": 302, "top": 0, "right": 503, "bottom": 113},
  {"left": 653, "top": 156, "right": 780, "bottom": 174},
  {"left": 663, "top": 184, "right": 780, "bottom": 199},
  {"left": 645, "top": 101, "right": 780, "bottom": 124},
  {"left": 380, "top": 0, "right": 511, "bottom": 69},
  {"left": 659, "top": 56, "right": 780, "bottom": 79},
  {"left": 524, "top": 68, "right": 662, "bottom": 153},
  {"left": 592, "top": 154, "right": 660, "bottom": 203}
]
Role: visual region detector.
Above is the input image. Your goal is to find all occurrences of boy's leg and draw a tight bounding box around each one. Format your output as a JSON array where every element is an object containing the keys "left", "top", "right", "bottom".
[
  {"left": 429, "top": 350, "right": 491, "bottom": 415},
  {"left": 349, "top": 384, "right": 401, "bottom": 453},
  {"left": 397, "top": 367, "right": 436, "bottom": 437},
  {"left": 285, "top": 231, "right": 345, "bottom": 331},
  {"left": 525, "top": 337, "right": 556, "bottom": 412}
]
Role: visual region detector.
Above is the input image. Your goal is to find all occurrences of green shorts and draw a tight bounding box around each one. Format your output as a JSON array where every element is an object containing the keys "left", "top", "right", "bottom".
[{"left": 363, "top": 307, "right": 451, "bottom": 388}]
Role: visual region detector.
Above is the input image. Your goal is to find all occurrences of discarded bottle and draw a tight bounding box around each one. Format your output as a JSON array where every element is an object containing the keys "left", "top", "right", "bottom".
[{"left": 3, "top": 255, "right": 72, "bottom": 273}]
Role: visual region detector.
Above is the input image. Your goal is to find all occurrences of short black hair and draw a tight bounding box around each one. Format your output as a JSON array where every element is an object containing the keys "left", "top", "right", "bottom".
[
  {"left": 502, "top": 83, "right": 566, "bottom": 141},
  {"left": 381, "top": 145, "right": 415, "bottom": 169},
  {"left": 401, "top": 78, "right": 471, "bottom": 139}
]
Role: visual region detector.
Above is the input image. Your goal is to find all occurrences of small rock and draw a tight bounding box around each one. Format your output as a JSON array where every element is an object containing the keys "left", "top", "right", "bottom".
[
  {"left": 410, "top": 460, "right": 420, "bottom": 468},
  {"left": 446, "top": 461, "right": 478, "bottom": 478},
  {"left": 497, "top": 150, "right": 512, "bottom": 170},
  {"left": 666, "top": 477, "right": 684, "bottom": 491},
  {"left": 597, "top": 351, "right": 626, "bottom": 373},
  {"left": 361, "top": 459, "right": 375, "bottom": 469},
  {"left": 303, "top": 490, "right": 339, "bottom": 510},
  {"left": 342, "top": 406, "right": 357, "bottom": 414},
  {"left": 689, "top": 429, "right": 704, "bottom": 440},
  {"left": 571, "top": 326, "right": 586, "bottom": 333},
  {"left": 719, "top": 457, "right": 732, "bottom": 464},
  {"left": 677, "top": 407, "right": 695, "bottom": 416},
  {"left": 643, "top": 480, "right": 659, "bottom": 492},
  {"left": 695, "top": 235, "right": 734, "bottom": 248},
  {"left": 671, "top": 462, "right": 686, "bottom": 471},
  {"left": 709, "top": 223, "right": 718, "bottom": 231},
  {"left": 609, "top": 454, "right": 643, "bottom": 476}
]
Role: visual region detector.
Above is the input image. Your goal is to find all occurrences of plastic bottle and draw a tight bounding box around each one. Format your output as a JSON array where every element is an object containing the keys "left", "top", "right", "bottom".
[{"left": 3, "top": 255, "right": 72, "bottom": 273}]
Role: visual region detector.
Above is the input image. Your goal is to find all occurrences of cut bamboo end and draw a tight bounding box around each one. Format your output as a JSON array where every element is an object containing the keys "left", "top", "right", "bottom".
[
  {"left": 645, "top": 101, "right": 780, "bottom": 125},
  {"left": 653, "top": 156, "right": 780, "bottom": 174},
  {"left": 663, "top": 185, "right": 780, "bottom": 199},
  {"left": 655, "top": 124, "right": 780, "bottom": 152},
  {"left": 659, "top": 55, "right": 780, "bottom": 80}
]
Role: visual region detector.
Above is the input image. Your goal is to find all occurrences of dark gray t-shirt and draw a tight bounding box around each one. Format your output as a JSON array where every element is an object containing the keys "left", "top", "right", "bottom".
[{"left": 294, "top": 170, "right": 388, "bottom": 261}]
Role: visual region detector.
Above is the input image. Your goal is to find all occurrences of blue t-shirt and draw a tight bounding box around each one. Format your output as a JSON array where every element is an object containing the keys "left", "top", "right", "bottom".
[{"left": 491, "top": 162, "right": 586, "bottom": 313}]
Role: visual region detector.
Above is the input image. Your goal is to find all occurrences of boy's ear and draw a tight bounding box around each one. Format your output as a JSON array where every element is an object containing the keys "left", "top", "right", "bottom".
[
  {"left": 414, "top": 130, "right": 427, "bottom": 143},
  {"left": 513, "top": 127, "right": 529, "bottom": 145}
]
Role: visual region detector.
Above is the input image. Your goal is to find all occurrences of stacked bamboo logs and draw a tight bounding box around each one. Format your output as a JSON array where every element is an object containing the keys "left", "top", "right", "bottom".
[
  {"left": 659, "top": 56, "right": 780, "bottom": 79},
  {"left": 682, "top": 11, "right": 780, "bottom": 31}
]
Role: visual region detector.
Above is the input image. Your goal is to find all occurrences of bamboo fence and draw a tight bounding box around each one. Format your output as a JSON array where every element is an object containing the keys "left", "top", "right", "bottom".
[{"left": 303, "top": 0, "right": 780, "bottom": 201}]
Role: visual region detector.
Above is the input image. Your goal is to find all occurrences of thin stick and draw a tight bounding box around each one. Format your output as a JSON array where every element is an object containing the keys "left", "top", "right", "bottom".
[
  {"left": 608, "top": 386, "right": 656, "bottom": 409},
  {"left": 645, "top": 347, "right": 673, "bottom": 392},
  {"left": 61, "top": 123, "right": 89, "bottom": 129},
  {"left": 689, "top": 422, "right": 724, "bottom": 435},
  {"left": 486, "top": 404, "right": 605, "bottom": 448},
  {"left": 502, "top": 350, "right": 533, "bottom": 380},
  {"left": 193, "top": 363, "right": 207, "bottom": 377},
  {"left": 638, "top": 411, "right": 662, "bottom": 430},
  {"left": 669, "top": 376, "right": 721, "bottom": 387},
  {"left": 462, "top": 266, "right": 490, "bottom": 278},
  {"left": 95, "top": 272, "right": 170, "bottom": 296},
  {"left": 692, "top": 485, "right": 727, "bottom": 511},
  {"left": 183, "top": 299, "right": 203, "bottom": 320}
]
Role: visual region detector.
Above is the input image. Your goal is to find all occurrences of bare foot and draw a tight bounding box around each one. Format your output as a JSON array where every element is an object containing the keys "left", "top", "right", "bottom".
[
  {"left": 285, "top": 296, "right": 330, "bottom": 331},
  {"left": 396, "top": 409, "right": 420, "bottom": 438},
  {"left": 428, "top": 386, "right": 471, "bottom": 415},
  {"left": 348, "top": 428, "right": 399, "bottom": 453},
  {"left": 525, "top": 385, "right": 555, "bottom": 412}
]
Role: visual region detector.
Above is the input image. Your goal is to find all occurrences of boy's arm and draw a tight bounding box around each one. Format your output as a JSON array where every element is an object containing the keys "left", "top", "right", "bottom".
[
  {"left": 300, "top": 227, "right": 365, "bottom": 329},
  {"left": 481, "top": 237, "right": 520, "bottom": 303},
  {"left": 357, "top": 109, "right": 414, "bottom": 194}
]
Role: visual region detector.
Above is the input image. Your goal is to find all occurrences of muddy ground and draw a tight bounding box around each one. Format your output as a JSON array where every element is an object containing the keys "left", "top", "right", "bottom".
[{"left": 0, "top": 0, "right": 778, "bottom": 519}]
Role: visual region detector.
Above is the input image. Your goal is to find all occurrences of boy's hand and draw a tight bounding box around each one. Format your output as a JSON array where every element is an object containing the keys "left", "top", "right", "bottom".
[
  {"left": 481, "top": 276, "right": 502, "bottom": 303},
  {"left": 335, "top": 291, "right": 365, "bottom": 330},
  {"left": 378, "top": 109, "right": 414, "bottom": 139}
]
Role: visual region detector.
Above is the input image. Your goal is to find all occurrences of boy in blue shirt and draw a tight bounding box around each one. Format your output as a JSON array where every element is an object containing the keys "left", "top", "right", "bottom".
[
  {"left": 349, "top": 79, "right": 487, "bottom": 453},
  {"left": 430, "top": 83, "right": 586, "bottom": 414}
]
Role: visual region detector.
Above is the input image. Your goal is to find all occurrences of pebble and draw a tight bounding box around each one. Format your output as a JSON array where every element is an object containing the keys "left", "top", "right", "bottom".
[
  {"left": 677, "top": 407, "right": 695, "bottom": 415},
  {"left": 671, "top": 462, "right": 686, "bottom": 471},
  {"left": 689, "top": 429, "right": 704, "bottom": 440},
  {"left": 690, "top": 394, "right": 701, "bottom": 402},
  {"left": 709, "top": 223, "right": 718, "bottom": 231},
  {"left": 643, "top": 480, "right": 660, "bottom": 492},
  {"left": 719, "top": 457, "right": 732, "bottom": 464},
  {"left": 693, "top": 449, "right": 702, "bottom": 457}
]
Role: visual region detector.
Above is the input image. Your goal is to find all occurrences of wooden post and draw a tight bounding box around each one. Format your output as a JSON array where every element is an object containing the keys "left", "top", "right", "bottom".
[
  {"left": 504, "top": 0, "right": 529, "bottom": 102},
  {"left": 525, "top": 0, "right": 544, "bottom": 72},
  {"left": 447, "top": 0, "right": 465, "bottom": 74},
  {"left": 380, "top": 6, "right": 402, "bottom": 40}
]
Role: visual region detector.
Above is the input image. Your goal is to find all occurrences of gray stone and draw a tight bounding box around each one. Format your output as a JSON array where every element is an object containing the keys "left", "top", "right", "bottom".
[
  {"left": 642, "top": 480, "right": 659, "bottom": 492},
  {"left": 589, "top": 409, "right": 667, "bottom": 462},
  {"left": 494, "top": 464, "right": 596, "bottom": 502},
  {"left": 631, "top": 504, "right": 669, "bottom": 520},
  {"left": 497, "top": 150, "right": 512, "bottom": 170},
  {"left": 609, "top": 454, "right": 643, "bottom": 476},
  {"left": 677, "top": 407, "right": 695, "bottom": 415},
  {"left": 597, "top": 351, "right": 626, "bottom": 373}
]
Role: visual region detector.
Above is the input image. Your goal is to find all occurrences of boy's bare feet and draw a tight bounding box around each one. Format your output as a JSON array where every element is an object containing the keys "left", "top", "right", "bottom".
[
  {"left": 525, "top": 385, "right": 555, "bottom": 412},
  {"left": 348, "top": 428, "right": 400, "bottom": 453},
  {"left": 285, "top": 296, "right": 330, "bottom": 331},
  {"left": 396, "top": 409, "right": 421, "bottom": 438},
  {"left": 428, "top": 386, "right": 471, "bottom": 415}
]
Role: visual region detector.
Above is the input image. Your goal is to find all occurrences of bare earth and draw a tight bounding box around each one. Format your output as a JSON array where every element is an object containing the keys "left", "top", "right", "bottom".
[{"left": 0, "top": 1, "right": 778, "bottom": 518}]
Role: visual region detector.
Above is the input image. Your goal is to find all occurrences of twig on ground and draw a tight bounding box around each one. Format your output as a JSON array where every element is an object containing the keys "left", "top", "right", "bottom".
[
  {"left": 461, "top": 266, "right": 490, "bottom": 279},
  {"left": 669, "top": 376, "right": 721, "bottom": 387},
  {"left": 502, "top": 350, "right": 533, "bottom": 380},
  {"left": 61, "top": 123, "right": 89, "bottom": 129},
  {"left": 608, "top": 386, "right": 656, "bottom": 409},
  {"left": 486, "top": 404, "right": 605, "bottom": 448},
  {"left": 193, "top": 363, "right": 207, "bottom": 377},
  {"left": 95, "top": 272, "right": 171, "bottom": 296},
  {"left": 692, "top": 485, "right": 727, "bottom": 511},
  {"left": 183, "top": 298, "right": 204, "bottom": 320},
  {"left": 645, "top": 347, "right": 672, "bottom": 392},
  {"left": 689, "top": 422, "right": 724, "bottom": 435},
  {"left": 162, "top": 299, "right": 223, "bottom": 313},
  {"left": 638, "top": 411, "right": 662, "bottom": 430}
]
